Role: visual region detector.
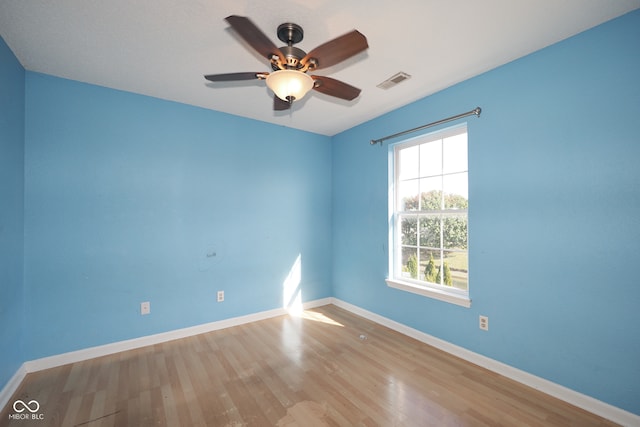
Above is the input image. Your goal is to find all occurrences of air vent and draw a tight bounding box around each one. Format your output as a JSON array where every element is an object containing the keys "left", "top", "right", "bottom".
[{"left": 377, "top": 72, "right": 411, "bottom": 90}]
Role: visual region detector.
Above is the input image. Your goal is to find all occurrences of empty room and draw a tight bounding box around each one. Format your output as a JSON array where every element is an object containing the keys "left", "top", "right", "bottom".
[{"left": 1, "top": 1, "right": 639, "bottom": 426}]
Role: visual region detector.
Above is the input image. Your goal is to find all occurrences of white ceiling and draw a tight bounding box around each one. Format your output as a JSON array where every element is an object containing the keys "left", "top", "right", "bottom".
[{"left": 1, "top": 0, "right": 639, "bottom": 136}]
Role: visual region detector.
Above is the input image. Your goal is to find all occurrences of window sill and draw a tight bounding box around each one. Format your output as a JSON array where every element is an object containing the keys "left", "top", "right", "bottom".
[{"left": 386, "top": 279, "right": 472, "bottom": 308}]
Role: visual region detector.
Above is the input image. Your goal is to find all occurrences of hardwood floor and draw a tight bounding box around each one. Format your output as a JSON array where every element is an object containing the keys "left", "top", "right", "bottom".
[{"left": 1, "top": 304, "right": 619, "bottom": 426}]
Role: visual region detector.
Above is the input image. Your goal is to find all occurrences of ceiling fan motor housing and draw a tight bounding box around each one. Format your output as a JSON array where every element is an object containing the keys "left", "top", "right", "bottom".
[{"left": 272, "top": 45, "right": 307, "bottom": 70}]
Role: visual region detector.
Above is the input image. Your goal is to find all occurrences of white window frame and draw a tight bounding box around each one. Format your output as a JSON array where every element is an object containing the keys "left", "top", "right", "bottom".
[{"left": 386, "top": 124, "right": 471, "bottom": 308}]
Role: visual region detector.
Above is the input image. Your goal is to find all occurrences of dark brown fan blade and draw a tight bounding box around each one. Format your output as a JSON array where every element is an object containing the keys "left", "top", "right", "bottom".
[
  {"left": 273, "top": 95, "right": 291, "bottom": 111},
  {"left": 311, "top": 76, "right": 361, "bottom": 101},
  {"left": 225, "top": 15, "right": 285, "bottom": 63},
  {"left": 301, "top": 30, "right": 368, "bottom": 70},
  {"left": 204, "top": 72, "right": 265, "bottom": 82}
]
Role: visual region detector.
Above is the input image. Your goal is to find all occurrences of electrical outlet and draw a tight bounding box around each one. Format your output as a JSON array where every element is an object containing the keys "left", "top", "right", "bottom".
[
  {"left": 479, "top": 315, "right": 489, "bottom": 331},
  {"left": 140, "top": 301, "right": 151, "bottom": 315},
  {"left": 217, "top": 290, "right": 224, "bottom": 302}
]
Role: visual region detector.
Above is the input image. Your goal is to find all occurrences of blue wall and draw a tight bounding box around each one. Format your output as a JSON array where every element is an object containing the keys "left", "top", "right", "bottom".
[
  {"left": 332, "top": 10, "right": 640, "bottom": 414},
  {"left": 23, "top": 73, "right": 332, "bottom": 359},
  {"left": 0, "top": 37, "right": 25, "bottom": 390}
]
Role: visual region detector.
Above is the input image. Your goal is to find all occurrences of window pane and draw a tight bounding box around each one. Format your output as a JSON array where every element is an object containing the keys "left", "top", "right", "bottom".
[
  {"left": 419, "top": 216, "right": 440, "bottom": 248},
  {"left": 401, "top": 216, "right": 417, "bottom": 245},
  {"left": 443, "top": 172, "right": 468, "bottom": 207},
  {"left": 443, "top": 214, "right": 467, "bottom": 250},
  {"left": 419, "top": 139, "right": 442, "bottom": 177},
  {"left": 419, "top": 176, "right": 442, "bottom": 210},
  {"left": 398, "top": 145, "right": 419, "bottom": 180},
  {"left": 392, "top": 125, "right": 468, "bottom": 299},
  {"left": 398, "top": 179, "right": 419, "bottom": 211},
  {"left": 443, "top": 132, "right": 467, "bottom": 174},
  {"left": 444, "top": 250, "right": 468, "bottom": 291},
  {"left": 420, "top": 248, "right": 441, "bottom": 284},
  {"left": 401, "top": 247, "right": 418, "bottom": 279}
]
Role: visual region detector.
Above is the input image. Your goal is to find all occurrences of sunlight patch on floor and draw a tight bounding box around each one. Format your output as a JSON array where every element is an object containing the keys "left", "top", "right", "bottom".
[{"left": 299, "top": 310, "right": 344, "bottom": 327}]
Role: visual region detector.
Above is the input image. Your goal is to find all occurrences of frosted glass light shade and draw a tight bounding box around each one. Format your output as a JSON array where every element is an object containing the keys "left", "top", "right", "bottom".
[{"left": 266, "top": 70, "right": 314, "bottom": 102}]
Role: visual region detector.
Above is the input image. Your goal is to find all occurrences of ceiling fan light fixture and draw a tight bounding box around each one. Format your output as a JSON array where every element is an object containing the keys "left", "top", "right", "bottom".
[{"left": 266, "top": 70, "right": 314, "bottom": 103}]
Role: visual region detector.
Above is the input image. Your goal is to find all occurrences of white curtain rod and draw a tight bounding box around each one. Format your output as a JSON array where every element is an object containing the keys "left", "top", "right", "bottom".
[{"left": 370, "top": 107, "right": 481, "bottom": 145}]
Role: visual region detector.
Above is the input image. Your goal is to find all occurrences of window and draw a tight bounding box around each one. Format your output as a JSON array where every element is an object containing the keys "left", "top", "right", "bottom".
[{"left": 386, "top": 124, "right": 470, "bottom": 307}]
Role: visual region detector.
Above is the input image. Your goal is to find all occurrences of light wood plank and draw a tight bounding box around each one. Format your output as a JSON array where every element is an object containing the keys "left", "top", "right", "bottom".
[{"left": 0, "top": 305, "right": 620, "bottom": 426}]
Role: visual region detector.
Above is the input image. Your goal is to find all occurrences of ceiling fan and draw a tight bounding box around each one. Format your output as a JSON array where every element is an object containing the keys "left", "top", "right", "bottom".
[{"left": 204, "top": 15, "right": 368, "bottom": 111}]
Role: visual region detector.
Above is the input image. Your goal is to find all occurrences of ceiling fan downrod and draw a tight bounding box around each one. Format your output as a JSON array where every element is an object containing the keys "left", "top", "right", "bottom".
[{"left": 273, "top": 23, "right": 309, "bottom": 71}]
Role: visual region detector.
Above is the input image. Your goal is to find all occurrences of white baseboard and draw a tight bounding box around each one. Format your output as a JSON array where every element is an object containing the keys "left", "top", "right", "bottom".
[
  {"left": 0, "top": 363, "right": 27, "bottom": 414},
  {"left": 25, "top": 297, "right": 332, "bottom": 373},
  {"left": 331, "top": 298, "right": 640, "bottom": 427},
  {"left": 24, "top": 308, "right": 284, "bottom": 373}
]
